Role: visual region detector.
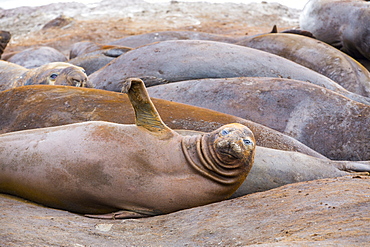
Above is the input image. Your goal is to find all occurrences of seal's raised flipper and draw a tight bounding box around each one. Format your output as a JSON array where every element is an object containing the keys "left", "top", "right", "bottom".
[
  {"left": 270, "top": 25, "right": 278, "bottom": 33},
  {"left": 122, "top": 78, "right": 173, "bottom": 138},
  {"left": 85, "top": 210, "right": 152, "bottom": 220}
]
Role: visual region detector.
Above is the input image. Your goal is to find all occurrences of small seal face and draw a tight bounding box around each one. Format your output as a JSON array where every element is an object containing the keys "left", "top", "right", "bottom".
[{"left": 212, "top": 124, "right": 255, "bottom": 165}]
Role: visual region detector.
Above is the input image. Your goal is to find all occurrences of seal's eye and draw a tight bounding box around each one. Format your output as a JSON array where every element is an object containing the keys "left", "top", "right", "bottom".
[
  {"left": 221, "top": 129, "right": 230, "bottom": 136},
  {"left": 243, "top": 139, "right": 253, "bottom": 145},
  {"left": 50, "top": 73, "right": 58, "bottom": 80}
]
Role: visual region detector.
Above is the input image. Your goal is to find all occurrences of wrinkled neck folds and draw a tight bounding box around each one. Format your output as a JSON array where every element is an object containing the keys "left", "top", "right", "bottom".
[{"left": 181, "top": 134, "right": 245, "bottom": 185}]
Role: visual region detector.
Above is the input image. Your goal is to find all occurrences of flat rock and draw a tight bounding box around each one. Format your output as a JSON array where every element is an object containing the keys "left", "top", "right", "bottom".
[{"left": 1, "top": 175, "right": 369, "bottom": 246}]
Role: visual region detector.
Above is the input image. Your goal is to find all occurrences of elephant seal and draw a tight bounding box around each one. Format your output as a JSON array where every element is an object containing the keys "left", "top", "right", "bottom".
[
  {"left": 237, "top": 33, "right": 370, "bottom": 97},
  {"left": 6, "top": 46, "right": 68, "bottom": 69},
  {"left": 0, "top": 30, "right": 11, "bottom": 58},
  {"left": 168, "top": 129, "right": 370, "bottom": 198},
  {"left": 0, "top": 78, "right": 256, "bottom": 219},
  {"left": 69, "top": 42, "right": 132, "bottom": 75},
  {"left": 69, "top": 41, "right": 132, "bottom": 59},
  {"left": 0, "top": 84, "right": 323, "bottom": 159},
  {"left": 147, "top": 77, "right": 370, "bottom": 161},
  {"left": 233, "top": 146, "right": 370, "bottom": 197},
  {"left": 89, "top": 40, "right": 370, "bottom": 105},
  {"left": 107, "top": 30, "right": 245, "bottom": 48},
  {"left": 299, "top": 0, "right": 370, "bottom": 60},
  {"left": 0, "top": 61, "right": 89, "bottom": 91}
]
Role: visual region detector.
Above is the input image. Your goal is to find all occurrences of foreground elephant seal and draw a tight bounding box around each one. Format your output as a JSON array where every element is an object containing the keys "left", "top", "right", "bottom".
[
  {"left": 300, "top": 0, "right": 370, "bottom": 60},
  {"left": 0, "top": 78, "right": 255, "bottom": 219},
  {"left": 0, "top": 61, "right": 89, "bottom": 91}
]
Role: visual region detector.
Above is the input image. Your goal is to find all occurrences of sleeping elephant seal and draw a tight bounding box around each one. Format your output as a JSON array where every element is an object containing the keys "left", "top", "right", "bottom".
[
  {"left": 6, "top": 46, "right": 68, "bottom": 69},
  {"left": 68, "top": 42, "right": 132, "bottom": 75},
  {"left": 0, "top": 78, "right": 256, "bottom": 219},
  {"left": 147, "top": 77, "right": 370, "bottom": 161},
  {"left": 0, "top": 61, "right": 89, "bottom": 91},
  {"left": 107, "top": 30, "right": 244, "bottom": 48},
  {"left": 0, "top": 84, "right": 325, "bottom": 159},
  {"left": 69, "top": 41, "right": 132, "bottom": 59},
  {"left": 300, "top": 0, "right": 370, "bottom": 60},
  {"left": 89, "top": 40, "right": 370, "bottom": 105},
  {"left": 233, "top": 146, "right": 370, "bottom": 197},
  {"left": 237, "top": 33, "right": 370, "bottom": 97}
]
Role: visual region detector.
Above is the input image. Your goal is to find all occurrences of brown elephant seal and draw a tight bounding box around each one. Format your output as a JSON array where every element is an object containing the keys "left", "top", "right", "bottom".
[
  {"left": 0, "top": 84, "right": 325, "bottom": 159},
  {"left": 0, "top": 30, "right": 11, "bottom": 58},
  {"left": 147, "top": 77, "right": 370, "bottom": 161},
  {"left": 6, "top": 46, "right": 68, "bottom": 69},
  {"left": 0, "top": 78, "right": 256, "bottom": 219},
  {"left": 237, "top": 33, "right": 370, "bottom": 97},
  {"left": 299, "top": 0, "right": 370, "bottom": 60},
  {"left": 89, "top": 40, "right": 370, "bottom": 105},
  {"left": 0, "top": 61, "right": 89, "bottom": 91}
]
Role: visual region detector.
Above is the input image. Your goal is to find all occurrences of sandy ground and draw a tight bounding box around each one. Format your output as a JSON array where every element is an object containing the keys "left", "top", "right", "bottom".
[{"left": 0, "top": 0, "right": 300, "bottom": 56}]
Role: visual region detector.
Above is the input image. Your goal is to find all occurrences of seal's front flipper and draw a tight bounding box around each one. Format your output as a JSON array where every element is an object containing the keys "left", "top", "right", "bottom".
[
  {"left": 84, "top": 210, "right": 151, "bottom": 219},
  {"left": 333, "top": 160, "right": 370, "bottom": 173},
  {"left": 121, "top": 78, "right": 173, "bottom": 138}
]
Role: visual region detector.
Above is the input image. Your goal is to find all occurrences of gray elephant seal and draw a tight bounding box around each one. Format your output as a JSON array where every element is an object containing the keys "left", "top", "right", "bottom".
[
  {"left": 0, "top": 61, "right": 89, "bottom": 91},
  {"left": 237, "top": 33, "right": 370, "bottom": 97},
  {"left": 69, "top": 42, "right": 132, "bottom": 75},
  {"left": 89, "top": 40, "right": 370, "bottom": 105},
  {"left": 300, "top": 0, "right": 370, "bottom": 60},
  {"left": 148, "top": 77, "right": 370, "bottom": 161},
  {"left": 6, "top": 46, "right": 68, "bottom": 69},
  {"left": 0, "top": 78, "right": 255, "bottom": 219}
]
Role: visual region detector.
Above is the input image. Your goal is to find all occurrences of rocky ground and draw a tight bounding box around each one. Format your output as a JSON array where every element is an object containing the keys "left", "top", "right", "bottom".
[{"left": 1, "top": 1, "right": 369, "bottom": 246}]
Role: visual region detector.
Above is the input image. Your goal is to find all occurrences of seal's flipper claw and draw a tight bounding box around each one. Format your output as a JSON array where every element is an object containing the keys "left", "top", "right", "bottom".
[
  {"left": 121, "top": 78, "right": 173, "bottom": 137},
  {"left": 85, "top": 210, "right": 150, "bottom": 219}
]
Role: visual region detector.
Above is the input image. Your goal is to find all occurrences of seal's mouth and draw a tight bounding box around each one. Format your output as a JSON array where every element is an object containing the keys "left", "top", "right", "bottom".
[
  {"left": 216, "top": 140, "right": 243, "bottom": 160},
  {"left": 219, "top": 149, "right": 240, "bottom": 159}
]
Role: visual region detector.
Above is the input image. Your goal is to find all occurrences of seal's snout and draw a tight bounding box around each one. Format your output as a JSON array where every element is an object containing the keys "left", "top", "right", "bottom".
[
  {"left": 216, "top": 139, "right": 243, "bottom": 159},
  {"left": 66, "top": 68, "right": 89, "bottom": 87}
]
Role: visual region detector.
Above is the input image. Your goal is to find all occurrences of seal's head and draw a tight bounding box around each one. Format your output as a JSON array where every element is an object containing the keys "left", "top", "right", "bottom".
[
  {"left": 182, "top": 123, "right": 256, "bottom": 187},
  {"left": 210, "top": 123, "right": 255, "bottom": 168},
  {"left": 25, "top": 62, "right": 90, "bottom": 87}
]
